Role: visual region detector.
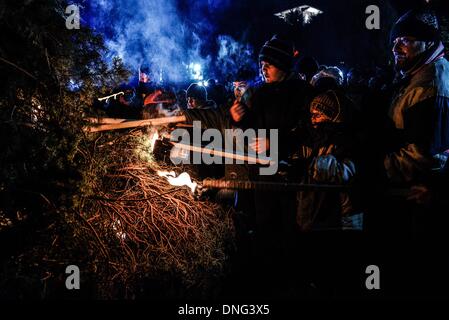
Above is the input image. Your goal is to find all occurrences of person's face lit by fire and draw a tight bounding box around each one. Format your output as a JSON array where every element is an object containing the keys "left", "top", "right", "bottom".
[
  {"left": 139, "top": 71, "right": 150, "bottom": 83},
  {"left": 233, "top": 81, "right": 248, "bottom": 100},
  {"left": 187, "top": 97, "right": 194, "bottom": 109},
  {"left": 392, "top": 36, "right": 430, "bottom": 72},
  {"left": 260, "top": 61, "right": 287, "bottom": 83},
  {"left": 187, "top": 97, "right": 202, "bottom": 109},
  {"left": 310, "top": 104, "right": 332, "bottom": 128}
]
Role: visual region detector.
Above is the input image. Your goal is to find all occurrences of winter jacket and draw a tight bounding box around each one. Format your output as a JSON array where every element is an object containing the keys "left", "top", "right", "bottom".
[
  {"left": 297, "top": 123, "right": 363, "bottom": 231},
  {"left": 296, "top": 89, "right": 363, "bottom": 232},
  {"left": 237, "top": 77, "right": 312, "bottom": 174},
  {"left": 385, "top": 55, "right": 449, "bottom": 184}
]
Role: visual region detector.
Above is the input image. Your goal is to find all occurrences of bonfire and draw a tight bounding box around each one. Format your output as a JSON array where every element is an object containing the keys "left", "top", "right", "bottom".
[{"left": 72, "top": 127, "right": 235, "bottom": 298}]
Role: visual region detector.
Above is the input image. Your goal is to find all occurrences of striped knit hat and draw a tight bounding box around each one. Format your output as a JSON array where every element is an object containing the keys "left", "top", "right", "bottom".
[
  {"left": 310, "top": 90, "right": 342, "bottom": 122},
  {"left": 259, "top": 35, "right": 294, "bottom": 72}
]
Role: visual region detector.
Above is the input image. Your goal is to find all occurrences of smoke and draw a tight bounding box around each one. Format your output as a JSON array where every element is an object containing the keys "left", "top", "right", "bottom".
[
  {"left": 86, "top": 0, "right": 212, "bottom": 83},
  {"left": 215, "top": 35, "right": 257, "bottom": 82},
  {"left": 86, "top": 0, "right": 256, "bottom": 84}
]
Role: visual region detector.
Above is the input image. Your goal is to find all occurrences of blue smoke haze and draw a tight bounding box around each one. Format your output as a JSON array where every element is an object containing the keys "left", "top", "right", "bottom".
[{"left": 85, "top": 0, "right": 257, "bottom": 84}]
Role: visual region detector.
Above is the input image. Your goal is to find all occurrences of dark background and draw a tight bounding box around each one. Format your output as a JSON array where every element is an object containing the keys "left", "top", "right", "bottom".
[{"left": 177, "top": 0, "right": 441, "bottom": 67}]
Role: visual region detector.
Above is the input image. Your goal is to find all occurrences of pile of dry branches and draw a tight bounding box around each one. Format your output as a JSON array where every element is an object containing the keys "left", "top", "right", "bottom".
[{"left": 74, "top": 129, "right": 235, "bottom": 298}]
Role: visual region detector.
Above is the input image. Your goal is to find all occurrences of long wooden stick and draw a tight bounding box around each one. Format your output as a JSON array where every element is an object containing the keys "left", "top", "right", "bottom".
[
  {"left": 170, "top": 142, "right": 273, "bottom": 165},
  {"left": 202, "top": 179, "right": 410, "bottom": 197},
  {"left": 86, "top": 115, "right": 187, "bottom": 132},
  {"left": 202, "top": 179, "right": 350, "bottom": 191},
  {"left": 86, "top": 117, "right": 129, "bottom": 124}
]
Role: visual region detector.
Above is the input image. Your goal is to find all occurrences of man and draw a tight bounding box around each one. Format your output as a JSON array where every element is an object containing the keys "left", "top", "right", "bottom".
[
  {"left": 134, "top": 64, "right": 155, "bottom": 98},
  {"left": 230, "top": 35, "right": 311, "bottom": 160},
  {"left": 385, "top": 9, "right": 449, "bottom": 187},
  {"left": 111, "top": 64, "right": 155, "bottom": 119},
  {"left": 377, "top": 7, "right": 449, "bottom": 298},
  {"left": 230, "top": 35, "right": 312, "bottom": 297},
  {"left": 185, "top": 83, "right": 216, "bottom": 110},
  {"left": 182, "top": 70, "right": 259, "bottom": 297},
  {"left": 169, "top": 83, "right": 221, "bottom": 180},
  {"left": 181, "top": 70, "right": 257, "bottom": 189}
]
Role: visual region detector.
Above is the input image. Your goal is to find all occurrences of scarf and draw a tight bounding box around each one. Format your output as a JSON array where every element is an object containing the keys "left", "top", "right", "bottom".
[{"left": 393, "top": 41, "right": 445, "bottom": 87}]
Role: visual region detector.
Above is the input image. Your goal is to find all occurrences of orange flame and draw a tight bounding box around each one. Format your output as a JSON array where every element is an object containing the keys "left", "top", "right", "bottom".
[{"left": 157, "top": 170, "right": 197, "bottom": 193}]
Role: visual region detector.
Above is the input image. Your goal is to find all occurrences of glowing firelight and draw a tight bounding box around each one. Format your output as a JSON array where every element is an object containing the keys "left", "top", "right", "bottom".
[
  {"left": 149, "top": 131, "right": 159, "bottom": 153},
  {"left": 157, "top": 170, "right": 197, "bottom": 193}
]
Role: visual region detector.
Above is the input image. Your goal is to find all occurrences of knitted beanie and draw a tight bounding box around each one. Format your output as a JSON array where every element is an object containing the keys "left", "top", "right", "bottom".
[
  {"left": 310, "top": 90, "right": 341, "bottom": 122},
  {"left": 310, "top": 66, "right": 344, "bottom": 87},
  {"left": 259, "top": 35, "right": 294, "bottom": 72},
  {"left": 186, "top": 83, "right": 207, "bottom": 101},
  {"left": 391, "top": 8, "right": 440, "bottom": 42}
]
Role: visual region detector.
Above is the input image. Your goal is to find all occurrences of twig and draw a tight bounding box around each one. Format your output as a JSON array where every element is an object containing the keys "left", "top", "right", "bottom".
[{"left": 0, "top": 56, "right": 38, "bottom": 80}]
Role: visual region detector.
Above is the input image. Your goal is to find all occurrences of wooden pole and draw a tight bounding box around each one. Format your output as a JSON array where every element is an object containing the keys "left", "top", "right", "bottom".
[
  {"left": 202, "top": 179, "right": 350, "bottom": 191},
  {"left": 170, "top": 142, "right": 273, "bottom": 165},
  {"left": 85, "top": 115, "right": 187, "bottom": 132},
  {"left": 201, "top": 179, "right": 410, "bottom": 196},
  {"left": 86, "top": 117, "right": 129, "bottom": 124}
]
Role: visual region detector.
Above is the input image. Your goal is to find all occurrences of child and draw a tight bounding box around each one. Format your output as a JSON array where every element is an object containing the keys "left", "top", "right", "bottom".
[{"left": 296, "top": 89, "right": 363, "bottom": 231}]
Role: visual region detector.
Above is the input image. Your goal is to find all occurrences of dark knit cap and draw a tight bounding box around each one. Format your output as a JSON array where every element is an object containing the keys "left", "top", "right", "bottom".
[
  {"left": 139, "top": 63, "right": 151, "bottom": 74},
  {"left": 259, "top": 35, "right": 294, "bottom": 72},
  {"left": 186, "top": 83, "right": 207, "bottom": 101},
  {"left": 310, "top": 91, "right": 341, "bottom": 122},
  {"left": 391, "top": 8, "right": 440, "bottom": 42}
]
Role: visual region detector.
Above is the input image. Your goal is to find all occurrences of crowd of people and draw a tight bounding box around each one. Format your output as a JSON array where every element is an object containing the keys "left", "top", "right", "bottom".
[{"left": 98, "top": 7, "right": 449, "bottom": 298}]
